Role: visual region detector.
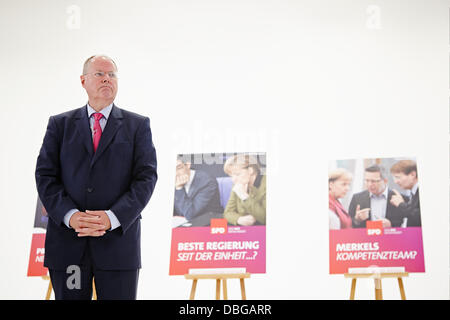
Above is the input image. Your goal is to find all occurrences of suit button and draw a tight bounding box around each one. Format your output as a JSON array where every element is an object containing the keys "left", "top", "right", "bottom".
[{"left": 87, "top": 187, "right": 94, "bottom": 193}]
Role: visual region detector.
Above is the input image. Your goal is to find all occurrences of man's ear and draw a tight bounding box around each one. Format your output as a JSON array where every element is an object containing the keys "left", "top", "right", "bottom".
[
  {"left": 80, "top": 75, "right": 86, "bottom": 87},
  {"left": 186, "top": 162, "right": 191, "bottom": 170}
]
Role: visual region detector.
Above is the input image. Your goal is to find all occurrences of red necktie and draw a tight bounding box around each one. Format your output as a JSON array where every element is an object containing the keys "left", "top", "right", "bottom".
[{"left": 92, "top": 113, "right": 103, "bottom": 152}]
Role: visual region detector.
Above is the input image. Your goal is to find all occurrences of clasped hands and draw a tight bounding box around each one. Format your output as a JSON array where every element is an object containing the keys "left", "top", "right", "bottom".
[
  {"left": 233, "top": 183, "right": 253, "bottom": 226},
  {"left": 69, "top": 210, "right": 111, "bottom": 237},
  {"left": 232, "top": 183, "right": 249, "bottom": 201}
]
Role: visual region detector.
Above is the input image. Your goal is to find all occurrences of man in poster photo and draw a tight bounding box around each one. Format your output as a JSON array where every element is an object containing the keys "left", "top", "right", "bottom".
[
  {"left": 348, "top": 165, "right": 407, "bottom": 228},
  {"left": 35, "top": 55, "right": 157, "bottom": 300},
  {"left": 173, "top": 156, "right": 223, "bottom": 222},
  {"left": 389, "top": 160, "right": 422, "bottom": 227}
]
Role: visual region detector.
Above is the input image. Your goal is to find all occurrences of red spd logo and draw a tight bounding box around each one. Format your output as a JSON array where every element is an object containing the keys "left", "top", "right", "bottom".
[
  {"left": 210, "top": 219, "right": 227, "bottom": 235},
  {"left": 366, "top": 220, "right": 383, "bottom": 236}
]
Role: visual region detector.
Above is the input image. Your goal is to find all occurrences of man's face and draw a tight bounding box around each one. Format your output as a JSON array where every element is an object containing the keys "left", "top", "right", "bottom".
[
  {"left": 81, "top": 57, "right": 118, "bottom": 103},
  {"left": 393, "top": 172, "right": 416, "bottom": 190},
  {"left": 364, "top": 171, "right": 387, "bottom": 195},
  {"left": 176, "top": 160, "right": 190, "bottom": 177}
]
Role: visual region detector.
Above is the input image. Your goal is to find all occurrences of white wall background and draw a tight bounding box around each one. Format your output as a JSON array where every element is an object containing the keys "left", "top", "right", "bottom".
[{"left": 0, "top": 0, "right": 448, "bottom": 300}]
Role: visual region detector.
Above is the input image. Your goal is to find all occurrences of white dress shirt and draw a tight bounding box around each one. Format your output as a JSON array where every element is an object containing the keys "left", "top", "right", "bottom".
[
  {"left": 369, "top": 187, "right": 389, "bottom": 221},
  {"left": 183, "top": 170, "right": 196, "bottom": 194},
  {"left": 410, "top": 182, "right": 419, "bottom": 199}
]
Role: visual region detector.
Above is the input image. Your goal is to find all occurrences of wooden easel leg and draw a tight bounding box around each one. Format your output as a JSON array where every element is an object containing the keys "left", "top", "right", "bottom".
[
  {"left": 374, "top": 278, "right": 383, "bottom": 300},
  {"left": 45, "top": 279, "right": 52, "bottom": 300},
  {"left": 222, "top": 279, "right": 228, "bottom": 300},
  {"left": 185, "top": 273, "right": 250, "bottom": 301},
  {"left": 398, "top": 277, "right": 406, "bottom": 300},
  {"left": 240, "top": 278, "right": 246, "bottom": 300},
  {"left": 92, "top": 278, "right": 97, "bottom": 300},
  {"left": 215, "top": 279, "right": 221, "bottom": 300},
  {"left": 350, "top": 278, "right": 357, "bottom": 300},
  {"left": 189, "top": 279, "right": 198, "bottom": 300}
]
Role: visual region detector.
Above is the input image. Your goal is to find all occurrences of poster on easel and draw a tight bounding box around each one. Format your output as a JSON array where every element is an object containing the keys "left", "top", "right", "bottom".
[
  {"left": 169, "top": 152, "right": 266, "bottom": 275},
  {"left": 27, "top": 197, "right": 48, "bottom": 277},
  {"left": 328, "top": 157, "right": 425, "bottom": 274}
]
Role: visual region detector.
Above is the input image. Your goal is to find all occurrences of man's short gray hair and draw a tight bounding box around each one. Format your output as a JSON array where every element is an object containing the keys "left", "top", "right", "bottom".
[{"left": 82, "top": 55, "right": 118, "bottom": 75}]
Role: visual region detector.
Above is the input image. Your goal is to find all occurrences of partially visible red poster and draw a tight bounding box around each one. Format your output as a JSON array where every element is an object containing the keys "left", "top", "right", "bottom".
[
  {"left": 27, "top": 198, "right": 48, "bottom": 277},
  {"left": 27, "top": 233, "right": 47, "bottom": 276}
]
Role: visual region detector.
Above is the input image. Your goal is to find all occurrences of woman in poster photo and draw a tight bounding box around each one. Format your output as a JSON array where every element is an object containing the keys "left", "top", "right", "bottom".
[
  {"left": 223, "top": 154, "right": 266, "bottom": 226},
  {"left": 328, "top": 168, "right": 353, "bottom": 230}
]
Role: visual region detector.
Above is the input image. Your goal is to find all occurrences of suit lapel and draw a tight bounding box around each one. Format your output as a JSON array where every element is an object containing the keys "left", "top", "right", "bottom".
[
  {"left": 74, "top": 106, "right": 94, "bottom": 157},
  {"left": 91, "top": 104, "right": 123, "bottom": 167},
  {"left": 362, "top": 191, "right": 372, "bottom": 220},
  {"left": 411, "top": 188, "right": 419, "bottom": 205},
  {"left": 386, "top": 189, "right": 395, "bottom": 218}
]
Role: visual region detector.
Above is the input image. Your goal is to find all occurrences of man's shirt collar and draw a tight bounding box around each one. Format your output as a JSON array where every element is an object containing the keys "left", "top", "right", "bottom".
[
  {"left": 86, "top": 103, "right": 113, "bottom": 120},
  {"left": 370, "top": 186, "right": 388, "bottom": 199}
]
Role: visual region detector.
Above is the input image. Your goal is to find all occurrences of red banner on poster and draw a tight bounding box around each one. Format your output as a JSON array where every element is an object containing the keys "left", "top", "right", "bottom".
[{"left": 27, "top": 197, "right": 48, "bottom": 277}]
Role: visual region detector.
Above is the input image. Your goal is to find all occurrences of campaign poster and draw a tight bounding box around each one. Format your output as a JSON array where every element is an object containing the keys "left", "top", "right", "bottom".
[
  {"left": 27, "top": 197, "right": 48, "bottom": 277},
  {"left": 328, "top": 157, "right": 425, "bottom": 274},
  {"left": 169, "top": 152, "right": 266, "bottom": 275}
]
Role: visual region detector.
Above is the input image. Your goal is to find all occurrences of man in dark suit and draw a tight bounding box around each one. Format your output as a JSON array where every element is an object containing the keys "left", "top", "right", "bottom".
[
  {"left": 348, "top": 165, "right": 406, "bottom": 228},
  {"left": 35, "top": 55, "right": 157, "bottom": 300},
  {"left": 389, "top": 160, "right": 421, "bottom": 227},
  {"left": 173, "top": 156, "right": 223, "bottom": 222}
]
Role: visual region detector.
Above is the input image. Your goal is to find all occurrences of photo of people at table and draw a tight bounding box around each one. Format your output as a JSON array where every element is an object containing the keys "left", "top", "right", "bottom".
[
  {"left": 173, "top": 153, "right": 266, "bottom": 227},
  {"left": 328, "top": 158, "right": 421, "bottom": 230}
]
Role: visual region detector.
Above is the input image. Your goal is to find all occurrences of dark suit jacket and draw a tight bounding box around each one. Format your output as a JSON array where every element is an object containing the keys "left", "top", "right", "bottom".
[
  {"left": 397, "top": 188, "right": 422, "bottom": 227},
  {"left": 348, "top": 189, "right": 407, "bottom": 228},
  {"left": 35, "top": 104, "right": 157, "bottom": 270},
  {"left": 173, "top": 170, "right": 223, "bottom": 221}
]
